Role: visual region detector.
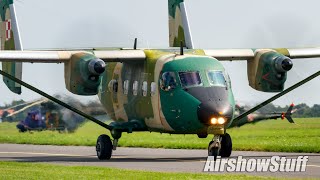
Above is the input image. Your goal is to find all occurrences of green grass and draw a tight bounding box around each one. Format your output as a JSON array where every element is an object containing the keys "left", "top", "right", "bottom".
[
  {"left": 0, "top": 161, "right": 278, "bottom": 180},
  {"left": 0, "top": 118, "right": 320, "bottom": 153}
]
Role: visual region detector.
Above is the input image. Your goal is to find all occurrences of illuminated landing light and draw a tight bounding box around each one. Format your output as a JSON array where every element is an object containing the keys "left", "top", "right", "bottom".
[
  {"left": 210, "top": 118, "right": 217, "bottom": 125},
  {"left": 210, "top": 117, "right": 226, "bottom": 125},
  {"left": 218, "top": 117, "right": 226, "bottom": 124}
]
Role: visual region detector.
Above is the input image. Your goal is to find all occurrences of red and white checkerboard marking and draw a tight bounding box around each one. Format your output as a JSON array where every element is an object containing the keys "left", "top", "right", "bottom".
[{"left": 5, "top": 19, "right": 11, "bottom": 41}]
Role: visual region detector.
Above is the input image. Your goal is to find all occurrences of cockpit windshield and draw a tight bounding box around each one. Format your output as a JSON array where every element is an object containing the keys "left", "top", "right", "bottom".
[
  {"left": 207, "top": 71, "right": 227, "bottom": 87},
  {"left": 179, "top": 71, "right": 202, "bottom": 87}
]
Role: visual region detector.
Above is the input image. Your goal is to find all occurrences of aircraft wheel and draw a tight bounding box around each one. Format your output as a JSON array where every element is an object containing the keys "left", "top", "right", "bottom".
[
  {"left": 96, "top": 134, "right": 113, "bottom": 160},
  {"left": 220, "top": 133, "right": 232, "bottom": 157},
  {"left": 208, "top": 141, "right": 219, "bottom": 161}
]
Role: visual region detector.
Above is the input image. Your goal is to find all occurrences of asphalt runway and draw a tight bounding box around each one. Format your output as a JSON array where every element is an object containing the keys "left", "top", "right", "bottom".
[{"left": 0, "top": 144, "right": 319, "bottom": 178}]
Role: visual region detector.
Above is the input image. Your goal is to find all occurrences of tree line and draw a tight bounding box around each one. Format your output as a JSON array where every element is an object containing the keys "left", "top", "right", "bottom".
[{"left": 258, "top": 103, "right": 320, "bottom": 118}]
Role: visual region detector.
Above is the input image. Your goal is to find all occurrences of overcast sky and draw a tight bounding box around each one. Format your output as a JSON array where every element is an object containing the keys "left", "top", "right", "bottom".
[{"left": 0, "top": 0, "right": 319, "bottom": 106}]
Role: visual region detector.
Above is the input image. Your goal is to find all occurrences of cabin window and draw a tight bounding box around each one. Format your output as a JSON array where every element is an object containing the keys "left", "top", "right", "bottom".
[
  {"left": 113, "top": 81, "right": 118, "bottom": 92},
  {"left": 150, "top": 82, "right": 156, "bottom": 96},
  {"left": 108, "top": 79, "right": 118, "bottom": 92},
  {"left": 123, "top": 80, "right": 129, "bottom": 95},
  {"left": 160, "top": 72, "right": 177, "bottom": 91},
  {"left": 178, "top": 71, "right": 202, "bottom": 88},
  {"left": 133, "top": 81, "right": 139, "bottom": 96},
  {"left": 142, "top": 81, "right": 148, "bottom": 97},
  {"left": 207, "top": 71, "right": 227, "bottom": 87}
]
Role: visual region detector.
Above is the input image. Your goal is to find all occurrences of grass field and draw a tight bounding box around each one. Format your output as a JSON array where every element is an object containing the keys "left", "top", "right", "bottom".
[
  {"left": 0, "top": 161, "right": 278, "bottom": 180},
  {"left": 0, "top": 118, "right": 319, "bottom": 153}
]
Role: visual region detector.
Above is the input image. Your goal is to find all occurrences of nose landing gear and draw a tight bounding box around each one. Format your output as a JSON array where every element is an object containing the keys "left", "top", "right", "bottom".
[
  {"left": 208, "top": 133, "right": 232, "bottom": 161},
  {"left": 208, "top": 135, "right": 221, "bottom": 161}
]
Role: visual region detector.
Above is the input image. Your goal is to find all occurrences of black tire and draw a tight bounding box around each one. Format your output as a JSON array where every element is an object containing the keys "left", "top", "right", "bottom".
[
  {"left": 208, "top": 141, "right": 219, "bottom": 161},
  {"left": 220, "top": 133, "right": 232, "bottom": 157},
  {"left": 96, "top": 134, "right": 113, "bottom": 160}
]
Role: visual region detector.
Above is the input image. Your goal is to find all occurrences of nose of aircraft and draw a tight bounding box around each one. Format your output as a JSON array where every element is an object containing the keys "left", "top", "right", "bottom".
[
  {"left": 185, "top": 86, "right": 234, "bottom": 125},
  {"left": 197, "top": 102, "right": 233, "bottom": 125}
]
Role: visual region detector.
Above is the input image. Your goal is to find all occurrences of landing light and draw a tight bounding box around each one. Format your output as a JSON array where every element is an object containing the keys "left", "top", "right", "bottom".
[
  {"left": 210, "top": 117, "right": 226, "bottom": 125},
  {"left": 210, "top": 118, "right": 217, "bottom": 124},
  {"left": 218, "top": 117, "right": 226, "bottom": 124}
]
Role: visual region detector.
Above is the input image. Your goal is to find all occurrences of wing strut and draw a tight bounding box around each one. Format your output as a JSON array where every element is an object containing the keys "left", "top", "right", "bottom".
[
  {"left": 0, "top": 69, "right": 111, "bottom": 130},
  {"left": 232, "top": 70, "right": 320, "bottom": 122}
]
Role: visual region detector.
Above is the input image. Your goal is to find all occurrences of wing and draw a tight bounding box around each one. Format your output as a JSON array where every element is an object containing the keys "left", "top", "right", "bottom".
[
  {"left": 0, "top": 49, "right": 146, "bottom": 94},
  {"left": 203, "top": 47, "right": 320, "bottom": 60},
  {"left": 0, "top": 50, "right": 146, "bottom": 63}
]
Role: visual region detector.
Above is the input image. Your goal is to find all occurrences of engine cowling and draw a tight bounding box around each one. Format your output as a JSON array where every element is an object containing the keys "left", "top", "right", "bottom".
[
  {"left": 247, "top": 50, "right": 293, "bottom": 92},
  {"left": 64, "top": 52, "right": 106, "bottom": 95}
]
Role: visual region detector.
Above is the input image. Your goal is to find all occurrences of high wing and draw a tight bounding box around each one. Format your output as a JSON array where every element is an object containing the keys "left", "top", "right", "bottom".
[
  {"left": 1, "top": 47, "right": 320, "bottom": 62},
  {"left": 203, "top": 47, "right": 320, "bottom": 60},
  {"left": 0, "top": 50, "right": 146, "bottom": 63}
]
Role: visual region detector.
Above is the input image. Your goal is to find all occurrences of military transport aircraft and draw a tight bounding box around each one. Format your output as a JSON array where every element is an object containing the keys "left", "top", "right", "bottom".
[{"left": 0, "top": 0, "right": 319, "bottom": 161}]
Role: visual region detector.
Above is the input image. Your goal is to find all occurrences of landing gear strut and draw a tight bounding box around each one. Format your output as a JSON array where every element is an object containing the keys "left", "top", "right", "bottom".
[
  {"left": 208, "top": 133, "right": 232, "bottom": 160},
  {"left": 208, "top": 135, "right": 221, "bottom": 161}
]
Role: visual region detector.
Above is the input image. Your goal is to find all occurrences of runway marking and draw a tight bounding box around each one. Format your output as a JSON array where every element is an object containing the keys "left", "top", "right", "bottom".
[
  {"left": 0, "top": 151, "right": 131, "bottom": 159},
  {"left": 307, "top": 164, "right": 320, "bottom": 168},
  {"left": 0, "top": 152, "right": 95, "bottom": 157},
  {"left": 0, "top": 152, "right": 319, "bottom": 169}
]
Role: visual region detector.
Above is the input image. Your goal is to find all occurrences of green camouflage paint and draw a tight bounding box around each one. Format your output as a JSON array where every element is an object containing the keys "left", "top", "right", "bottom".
[
  {"left": 0, "top": 0, "right": 21, "bottom": 94},
  {"left": 255, "top": 51, "right": 288, "bottom": 92},
  {"left": 159, "top": 55, "right": 235, "bottom": 133},
  {"left": 65, "top": 53, "right": 103, "bottom": 95},
  {"left": 0, "top": 0, "right": 13, "bottom": 21},
  {"left": 168, "top": 0, "right": 186, "bottom": 47},
  {"left": 99, "top": 62, "right": 117, "bottom": 120},
  {"left": 168, "top": 0, "right": 184, "bottom": 18},
  {"left": 96, "top": 49, "right": 237, "bottom": 133}
]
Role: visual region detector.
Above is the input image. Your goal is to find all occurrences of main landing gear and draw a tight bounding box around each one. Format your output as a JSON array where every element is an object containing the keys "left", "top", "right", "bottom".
[
  {"left": 96, "top": 134, "right": 113, "bottom": 160},
  {"left": 96, "top": 130, "right": 122, "bottom": 160},
  {"left": 208, "top": 133, "right": 232, "bottom": 161}
]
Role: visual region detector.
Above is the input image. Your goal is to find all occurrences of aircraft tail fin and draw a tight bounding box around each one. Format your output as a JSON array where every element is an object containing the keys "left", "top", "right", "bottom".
[
  {"left": 0, "top": 0, "right": 23, "bottom": 94},
  {"left": 168, "top": 0, "right": 194, "bottom": 49}
]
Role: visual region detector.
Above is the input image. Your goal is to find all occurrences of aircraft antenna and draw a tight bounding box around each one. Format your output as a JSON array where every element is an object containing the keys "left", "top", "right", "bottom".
[
  {"left": 180, "top": 41, "right": 184, "bottom": 55},
  {"left": 133, "top": 38, "right": 137, "bottom": 50}
]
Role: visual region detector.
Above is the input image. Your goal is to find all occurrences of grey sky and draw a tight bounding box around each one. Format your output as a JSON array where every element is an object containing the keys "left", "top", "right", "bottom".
[{"left": 0, "top": 0, "right": 319, "bottom": 106}]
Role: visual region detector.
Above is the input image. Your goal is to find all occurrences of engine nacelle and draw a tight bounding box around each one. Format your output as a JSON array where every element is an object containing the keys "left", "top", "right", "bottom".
[
  {"left": 64, "top": 52, "right": 106, "bottom": 95},
  {"left": 247, "top": 50, "right": 293, "bottom": 92}
]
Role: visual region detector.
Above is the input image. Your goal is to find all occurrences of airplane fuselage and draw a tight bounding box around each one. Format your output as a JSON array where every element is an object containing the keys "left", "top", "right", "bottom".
[{"left": 98, "top": 49, "right": 235, "bottom": 135}]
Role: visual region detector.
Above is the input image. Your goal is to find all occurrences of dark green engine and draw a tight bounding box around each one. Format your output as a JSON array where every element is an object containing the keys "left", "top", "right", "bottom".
[
  {"left": 64, "top": 53, "right": 106, "bottom": 95},
  {"left": 247, "top": 50, "right": 293, "bottom": 92}
]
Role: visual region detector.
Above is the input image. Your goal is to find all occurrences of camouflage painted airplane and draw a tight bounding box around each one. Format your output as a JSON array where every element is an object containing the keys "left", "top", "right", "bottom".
[{"left": 0, "top": 0, "right": 319, "bottom": 160}]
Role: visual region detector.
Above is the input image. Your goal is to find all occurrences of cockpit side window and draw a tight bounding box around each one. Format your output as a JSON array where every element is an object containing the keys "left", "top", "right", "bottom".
[
  {"left": 160, "top": 72, "right": 177, "bottom": 91},
  {"left": 207, "top": 71, "right": 227, "bottom": 87},
  {"left": 178, "top": 71, "right": 202, "bottom": 88}
]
